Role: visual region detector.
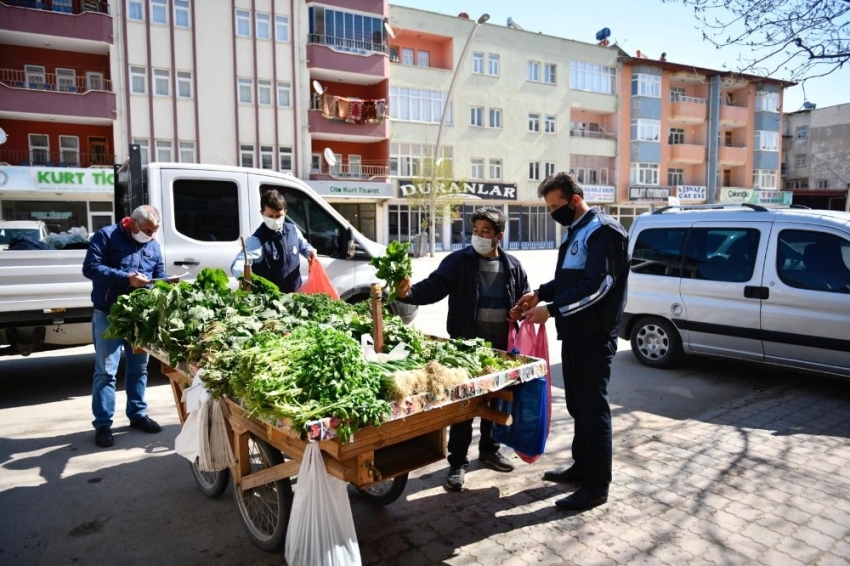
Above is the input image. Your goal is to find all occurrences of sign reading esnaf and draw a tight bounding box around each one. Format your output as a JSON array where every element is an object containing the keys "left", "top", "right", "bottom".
[
  {"left": 676, "top": 185, "right": 707, "bottom": 201},
  {"left": 0, "top": 166, "right": 114, "bottom": 193},
  {"left": 397, "top": 179, "right": 518, "bottom": 200}
]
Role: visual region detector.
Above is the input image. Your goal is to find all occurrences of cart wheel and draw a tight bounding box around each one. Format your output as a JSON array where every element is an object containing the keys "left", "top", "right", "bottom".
[
  {"left": 356, "top": 473, "right": 408, "bottom": 505},
  {"left": 190, "top": 457, "right": 230, "bottom": 498},
  {"left": 233, "top": 436, "right": 293, "bottom": 551}
]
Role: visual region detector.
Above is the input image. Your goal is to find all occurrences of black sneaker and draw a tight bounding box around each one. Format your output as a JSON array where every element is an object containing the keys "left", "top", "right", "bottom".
[
  {"left": 479, "top": 451, "right": 515, "bottom": 472},
  {"left": 129, "top": 416, "right": 162, "bottom": 433},
  {"left": 555, "top": 486, "right": 609, "bottom": 511},
  {"left": 444, "top": 467, "right": 465, "bottom": 492},
  {"left": 95, "top": 426, "right": 114, "bottom": 448}
]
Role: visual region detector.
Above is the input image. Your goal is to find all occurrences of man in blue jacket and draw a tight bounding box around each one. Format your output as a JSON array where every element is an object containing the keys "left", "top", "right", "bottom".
[
  {"left": 83, "top": 205, "right": 169, "bottom": 448},
  {"left": 398, "top": 207, "right": 530, "bottom": 491},
  {"left": 231, "top": 189, "right": 316, "bottom": 292},
  {"left": 515, "top": 172, "right": 629, "bottom": 511}
]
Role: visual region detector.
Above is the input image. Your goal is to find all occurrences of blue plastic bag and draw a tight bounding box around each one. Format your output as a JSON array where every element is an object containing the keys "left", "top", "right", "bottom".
[{"left": 491, "top": 376, "right": 549, "bottom": 460}]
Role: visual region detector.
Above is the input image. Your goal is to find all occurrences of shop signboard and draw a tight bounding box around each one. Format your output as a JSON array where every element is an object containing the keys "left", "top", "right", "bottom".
[
  {"left": 582, "top": 185, "right": 616, "bottom": 203},
  {"left": 0, "top": 165, "right": 114, "bottom": 193},
  {"left": 397, "top": 179, "right": 518, "bottom": 200},
  {"left": 308, "top": 180, "right": 393, "bottom": 198},
  {"left": 675, "top": 185, "right": 707, "bottom": 202},
  {"left": 629, "top": 186, "right": 670, "bottom": 201},
  {"left": 720, "top": 188, "right": 793, "bottom": 206}
]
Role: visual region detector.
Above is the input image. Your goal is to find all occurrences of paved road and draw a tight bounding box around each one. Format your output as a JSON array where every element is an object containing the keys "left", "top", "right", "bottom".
[{"left": 2, "top": 250, "right": 849, "bottom": 565}]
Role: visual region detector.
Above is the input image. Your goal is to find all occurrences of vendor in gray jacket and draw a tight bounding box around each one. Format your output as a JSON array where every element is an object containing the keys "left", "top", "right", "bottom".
[
  {"left": 231, "top": 189, "right": 316, "bottom": 292},
  {"left": 397, "top": 207, "right": 530, "bottom": 492}
]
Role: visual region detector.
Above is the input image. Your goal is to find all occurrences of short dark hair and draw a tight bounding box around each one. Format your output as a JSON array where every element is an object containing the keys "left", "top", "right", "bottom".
[
  {"left": 470, "top": 206, "right": 505, "bottom": 234},
  {"left": 260, "top": 189, "right": 287, "bottom": 212},
  {"left": 537, "top": 172, "right": 584, "bottom": 201}
]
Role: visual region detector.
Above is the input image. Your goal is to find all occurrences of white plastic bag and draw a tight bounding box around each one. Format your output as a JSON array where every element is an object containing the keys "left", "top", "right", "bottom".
[
  {"left": 359, "top": 334, "right": 409, "bottom": 363},
  {"left": 174, "top": 372, "right": 210, "bottom": 463},
  {"left": 284, "top": 444, "right": 361, "bottom": 566}
]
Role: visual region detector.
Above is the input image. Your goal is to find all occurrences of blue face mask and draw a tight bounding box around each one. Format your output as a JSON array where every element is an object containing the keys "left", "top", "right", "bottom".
[{"left": 551, "top": 204, "right": 576, "bottom": 226}]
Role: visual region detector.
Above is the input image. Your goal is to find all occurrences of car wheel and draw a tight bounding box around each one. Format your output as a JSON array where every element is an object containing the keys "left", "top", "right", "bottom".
[{"left": 630, "top": 317, "right": 683, "bottom": 369}]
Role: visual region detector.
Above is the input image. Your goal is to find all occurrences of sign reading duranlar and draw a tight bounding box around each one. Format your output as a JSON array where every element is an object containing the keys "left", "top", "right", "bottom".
[{"left": 397, "top": 179, "right": 518, "bottom": 200}]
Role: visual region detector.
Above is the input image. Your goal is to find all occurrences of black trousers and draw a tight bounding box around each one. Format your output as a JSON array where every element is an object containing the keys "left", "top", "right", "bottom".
[
  {"left": 561, "top": 335, "right": 616, "bottom": 490},
  {"left": 446, "top": 415, "right": 500, "bottom": 469}
]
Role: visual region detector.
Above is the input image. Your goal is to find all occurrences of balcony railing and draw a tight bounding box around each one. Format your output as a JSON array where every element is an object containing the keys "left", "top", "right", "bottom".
[
  {"left": 0, "top": 149, "right": 114, "bottom": 167},
  {"left": 569, "top": 129, "right": 617, "bottom": 140},
  {"left": 308, "top": 33, "right": 388, "bottom": 56},
  {"left": 669, "top": 94, "right": 707, "bottom": 104},
  {"left": 0, "top": 69, "right": 112, "bottom": 93},
  {"left": 2, "top": 0, "right": 109, "bottom": 15},
  {"left": 311, "top": 162, "right": 388, "bottom": 179},
  {"left": 319, "top": 93, "right": 387, "bottom": 124}
]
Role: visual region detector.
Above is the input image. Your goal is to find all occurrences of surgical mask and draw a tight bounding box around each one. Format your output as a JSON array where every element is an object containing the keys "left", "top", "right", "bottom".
[
  {"left": 551, "top": 205, "right": 576, "bottom": 227},
  {"left": 132, "top": 229, "right": 153, "bottom": 244},
  {"left": 471, "top": 235, "right": 496, "bottom": 255},
  {"left": 263, "top": 215, "right": 284, "bottom": 231}
]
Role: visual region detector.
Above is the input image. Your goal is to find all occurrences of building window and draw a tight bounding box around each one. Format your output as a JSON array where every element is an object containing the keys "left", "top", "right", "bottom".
[
  {"left": 528, "top": 113, "right": 540, "bottom": 133},
  {"left": 25, "top": 65, "right": 45, "bottom": 88},
  {"left": 599, "top": 168, "right": 609, "bottom": 184},
  {"left": 402, "top": 48, "right": 414, "bottom": 66},
  {"left": 816, "top": 179, "right": 828, "bottom": 189},
  {"left": 128, "top": 0, "right": 143, "bottom": 20},
  {"left": 235, "top": 9, "right": 251, "bottom": 36},
  {"left": 755, "top": 91, "right": 780, "bottom": 112},
  {"left": 174, "top": 0, "right": 190, "bottom": 27},
  {"left": 258, "top": 80, "right": 272, "bottom": 105},
  {"left": 529, "top": 161, "right": 540, "bottom": 181},
  {"left": 668, "top": 128, "right": 685, "bottom": 145},
  {"left": 785, "top": 179, "right": 808, "bottom": 189},
  {"left": 238, "top": 78, "right": 253, "bottom": 104},
  {"left": 755, "top": 130, "right": 778, "bottom": 151},
  {"left": 544, "top": 115, "right": 556, "bottom": 134},
  {"left": 631, "top": 73, "right": 661, "bottom": 97},
  {"left": 631, "top": 119, "right": 660, "bottom": 142},
  {"left": 240, "top": 144, "right": 254, "bottom": 168},
  {"left": 151, "top": 0, "right": 167, "bottom": 24},
  {"left": 752, "top": 169, "right": 777, "bottom": 189},
  {"left": 176, "top": 71, "right": 192, "bottom": 98},
  {"left": 153, "top": 68, "right": 170, "bottom": 96},
  {"left": 256, "top": 13, "right": 271, "bottom": 39},
  {"left": 260, "top": 146, "right": 274, "bottom": 170},
  {"left": 28, "top": 134, "right": 49, "bottom": 165},
  {"left": 470, "top": 158, "right": 484, "bottom": 179},
  {"left": 527, "top": 61, "right": 540, "bottom": 82},
  {"left": 179, "top": 141, "right": 195, "bottom": 163},
  {"left": 279, "top": 146, "right": 293, "bottom": 171},
  {"left": 156, "top": 140, "right": 173, "bottom": 162},
  {"left": 489, "top": 158, "right": 502, "bottom": 180},
  {"left": 275, "top": 15, "right": 290, "bottom": 41},
  {"left": 470, "top": 107, "right": 484, "bottom": 127},
  {"left": 277, "top": 81, "right": 291, "bottom": 107},
  {"left": 133, "top": 138, "right": 150, "bottom": 164},
  {"left": 417, "top": 50, "right": 430, "bottom": 67},
  {"left": 489, "top": 108, "right": 502, "bottom": 129},
  {"left": 668, "top": 168, "right": 684, "bottom": 186},
  {"left": 488, "top": 53, "right": 500, "bottom": 76},
  {"left": 56, "top": 68, "right": 75, "bottom": 92},
  {"left": 59, "top": 136, "right": 79, "bottom": 166},
  {"left": 669, "top": 86, "right": 686, "bottom": 101},
  {"left": 390, "top": 87, "right": 450, "bottom": 124},
  {"left": 472, "top": 52, "right": 484, "bottom": 74},
  {"left": 130, "top": 66, "right": 146, "bottom": 94},
  {"left": 545, "top": 161, "right": 556, "bottom": 178},
  {"left": 570, "top": 61, "right": 616, "bottom": 94},
  {"left": 795, "top": 125, "right": 809, "bottom": 139},
  {"left": 794, "top": 154, "right": 807, "bottom": 168},
  {"left": 630, "top": 162, "right": 659, "bottom": 185},
  {"left": 544, "top": 63, "right": 556, "bottom": 84}
]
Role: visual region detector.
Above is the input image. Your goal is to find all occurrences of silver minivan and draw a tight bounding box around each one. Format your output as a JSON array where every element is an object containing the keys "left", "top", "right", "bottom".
[{"left": 620, "top": 204, "right": 850, "bottom": 378}]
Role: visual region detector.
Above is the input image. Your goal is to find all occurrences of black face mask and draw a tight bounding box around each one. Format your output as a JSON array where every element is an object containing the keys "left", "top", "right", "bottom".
[{"left": 551, "top": 204, "right": 576, "bottom": 226}]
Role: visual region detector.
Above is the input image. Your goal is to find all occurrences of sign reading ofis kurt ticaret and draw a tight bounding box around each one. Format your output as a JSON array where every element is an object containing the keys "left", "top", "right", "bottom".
[{"left": 397, "top": 179, "right": 518, "bottom": 200}]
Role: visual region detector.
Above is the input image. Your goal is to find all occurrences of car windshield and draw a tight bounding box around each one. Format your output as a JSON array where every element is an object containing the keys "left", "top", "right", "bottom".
[{"left": 0, "top": 228, "right": 41, "bottom": 245}]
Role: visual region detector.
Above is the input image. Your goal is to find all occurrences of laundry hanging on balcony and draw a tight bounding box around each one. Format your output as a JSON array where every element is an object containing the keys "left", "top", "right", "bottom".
[{"left": 321, "top": 93, "right": 386, "bottom": 125}]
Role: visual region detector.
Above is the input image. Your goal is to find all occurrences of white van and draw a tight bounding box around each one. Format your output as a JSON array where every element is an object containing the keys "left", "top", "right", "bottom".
[
  {"left": 0, "top": 220, "right": 50, "bottom": 250},
  {"left": 621, "top": 204, "right": 850, "bottom": 378}
]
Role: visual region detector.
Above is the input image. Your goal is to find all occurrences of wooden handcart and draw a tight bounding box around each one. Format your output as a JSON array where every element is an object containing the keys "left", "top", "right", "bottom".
[{"left": 153, "top": 349, "right": 547, "bottom": 551}]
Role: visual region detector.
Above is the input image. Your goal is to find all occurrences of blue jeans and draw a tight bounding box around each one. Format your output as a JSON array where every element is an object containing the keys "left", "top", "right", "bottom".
[{"left": 91, "top": 309, "right": 150, "bottom": 429}]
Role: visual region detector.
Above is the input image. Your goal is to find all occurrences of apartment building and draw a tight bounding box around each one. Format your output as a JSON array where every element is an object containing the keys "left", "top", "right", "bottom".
[
  {"left": 0, "top": 0, "right": 116, "bottom": 234},
  {"left": 782, "top": 103, "right": 850, "bottom": 211},
  {"left": 617, "top": 55, "right": 794, "bottom": 226}
]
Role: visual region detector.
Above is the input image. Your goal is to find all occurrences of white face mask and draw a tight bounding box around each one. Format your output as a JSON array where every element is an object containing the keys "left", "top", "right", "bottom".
[
  {"left": 471, "top": 235, "right": 496, "bottom": 255},
  {"left": 263, "top": 215, "right": 284, "bottom": 231},
  {"left": 132, "top": 229, "right": 153, "bottom": 243}
]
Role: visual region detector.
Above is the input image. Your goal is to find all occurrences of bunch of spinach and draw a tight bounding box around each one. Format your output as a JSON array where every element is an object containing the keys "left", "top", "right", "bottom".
[{"left": 369, "top": 240, "right": 412, "bottom": 303}]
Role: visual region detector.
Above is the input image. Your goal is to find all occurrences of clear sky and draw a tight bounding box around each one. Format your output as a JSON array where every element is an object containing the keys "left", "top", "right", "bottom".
[{"left": 390, "top": 0, "right": 850, "bottom": 112}]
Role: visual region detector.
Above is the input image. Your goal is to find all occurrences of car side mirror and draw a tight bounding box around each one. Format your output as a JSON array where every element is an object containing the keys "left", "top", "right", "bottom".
[{"left": 346, "top": 227, "right": 356, "bottom": 258}]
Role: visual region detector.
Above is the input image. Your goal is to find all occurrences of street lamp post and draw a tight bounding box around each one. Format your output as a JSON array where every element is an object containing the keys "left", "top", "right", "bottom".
[{"left": 425, "top": 13, "right": 489, "bottom": 257}]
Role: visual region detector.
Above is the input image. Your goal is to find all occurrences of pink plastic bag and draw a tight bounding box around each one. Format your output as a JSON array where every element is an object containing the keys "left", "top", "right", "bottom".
[
  {"left": 296, "top": 260, "right": 340, "bottom": 300},
  {"left": 506, "top": 318, "right": 552, "bottom": 463}
]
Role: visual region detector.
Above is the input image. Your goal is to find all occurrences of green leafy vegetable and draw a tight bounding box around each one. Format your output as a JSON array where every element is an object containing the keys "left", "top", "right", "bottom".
[{"left": 370, "top": 240, "right": 412, "bottom": 303}]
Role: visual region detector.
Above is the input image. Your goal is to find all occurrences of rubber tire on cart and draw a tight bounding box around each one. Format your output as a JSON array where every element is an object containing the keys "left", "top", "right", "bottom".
[
  {"left": 356, "top": 473, "right": 408, "bottom": 505},
  {"left": 233, "top": 435, "right": 293, "bottom": 551},
  {"left": 190, "top": 457, "right": 230, "bottom": 498},
  {"left": 630, "top": 316, "right": 683, "bottom": 369}
]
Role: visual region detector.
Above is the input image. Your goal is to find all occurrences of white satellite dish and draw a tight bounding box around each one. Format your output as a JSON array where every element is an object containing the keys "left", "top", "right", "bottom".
[
  {"left": 312, "top": 80, "right": 324, "bottom": 95},
  {"left": 323, "top": 148, "right": 337, "bottom": 167},
  {"left": 0, "top": 128, "right": 7, "bottom": 145},
  {"left": 383, "top": 21, "right": 396, "bottom": 39}
]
